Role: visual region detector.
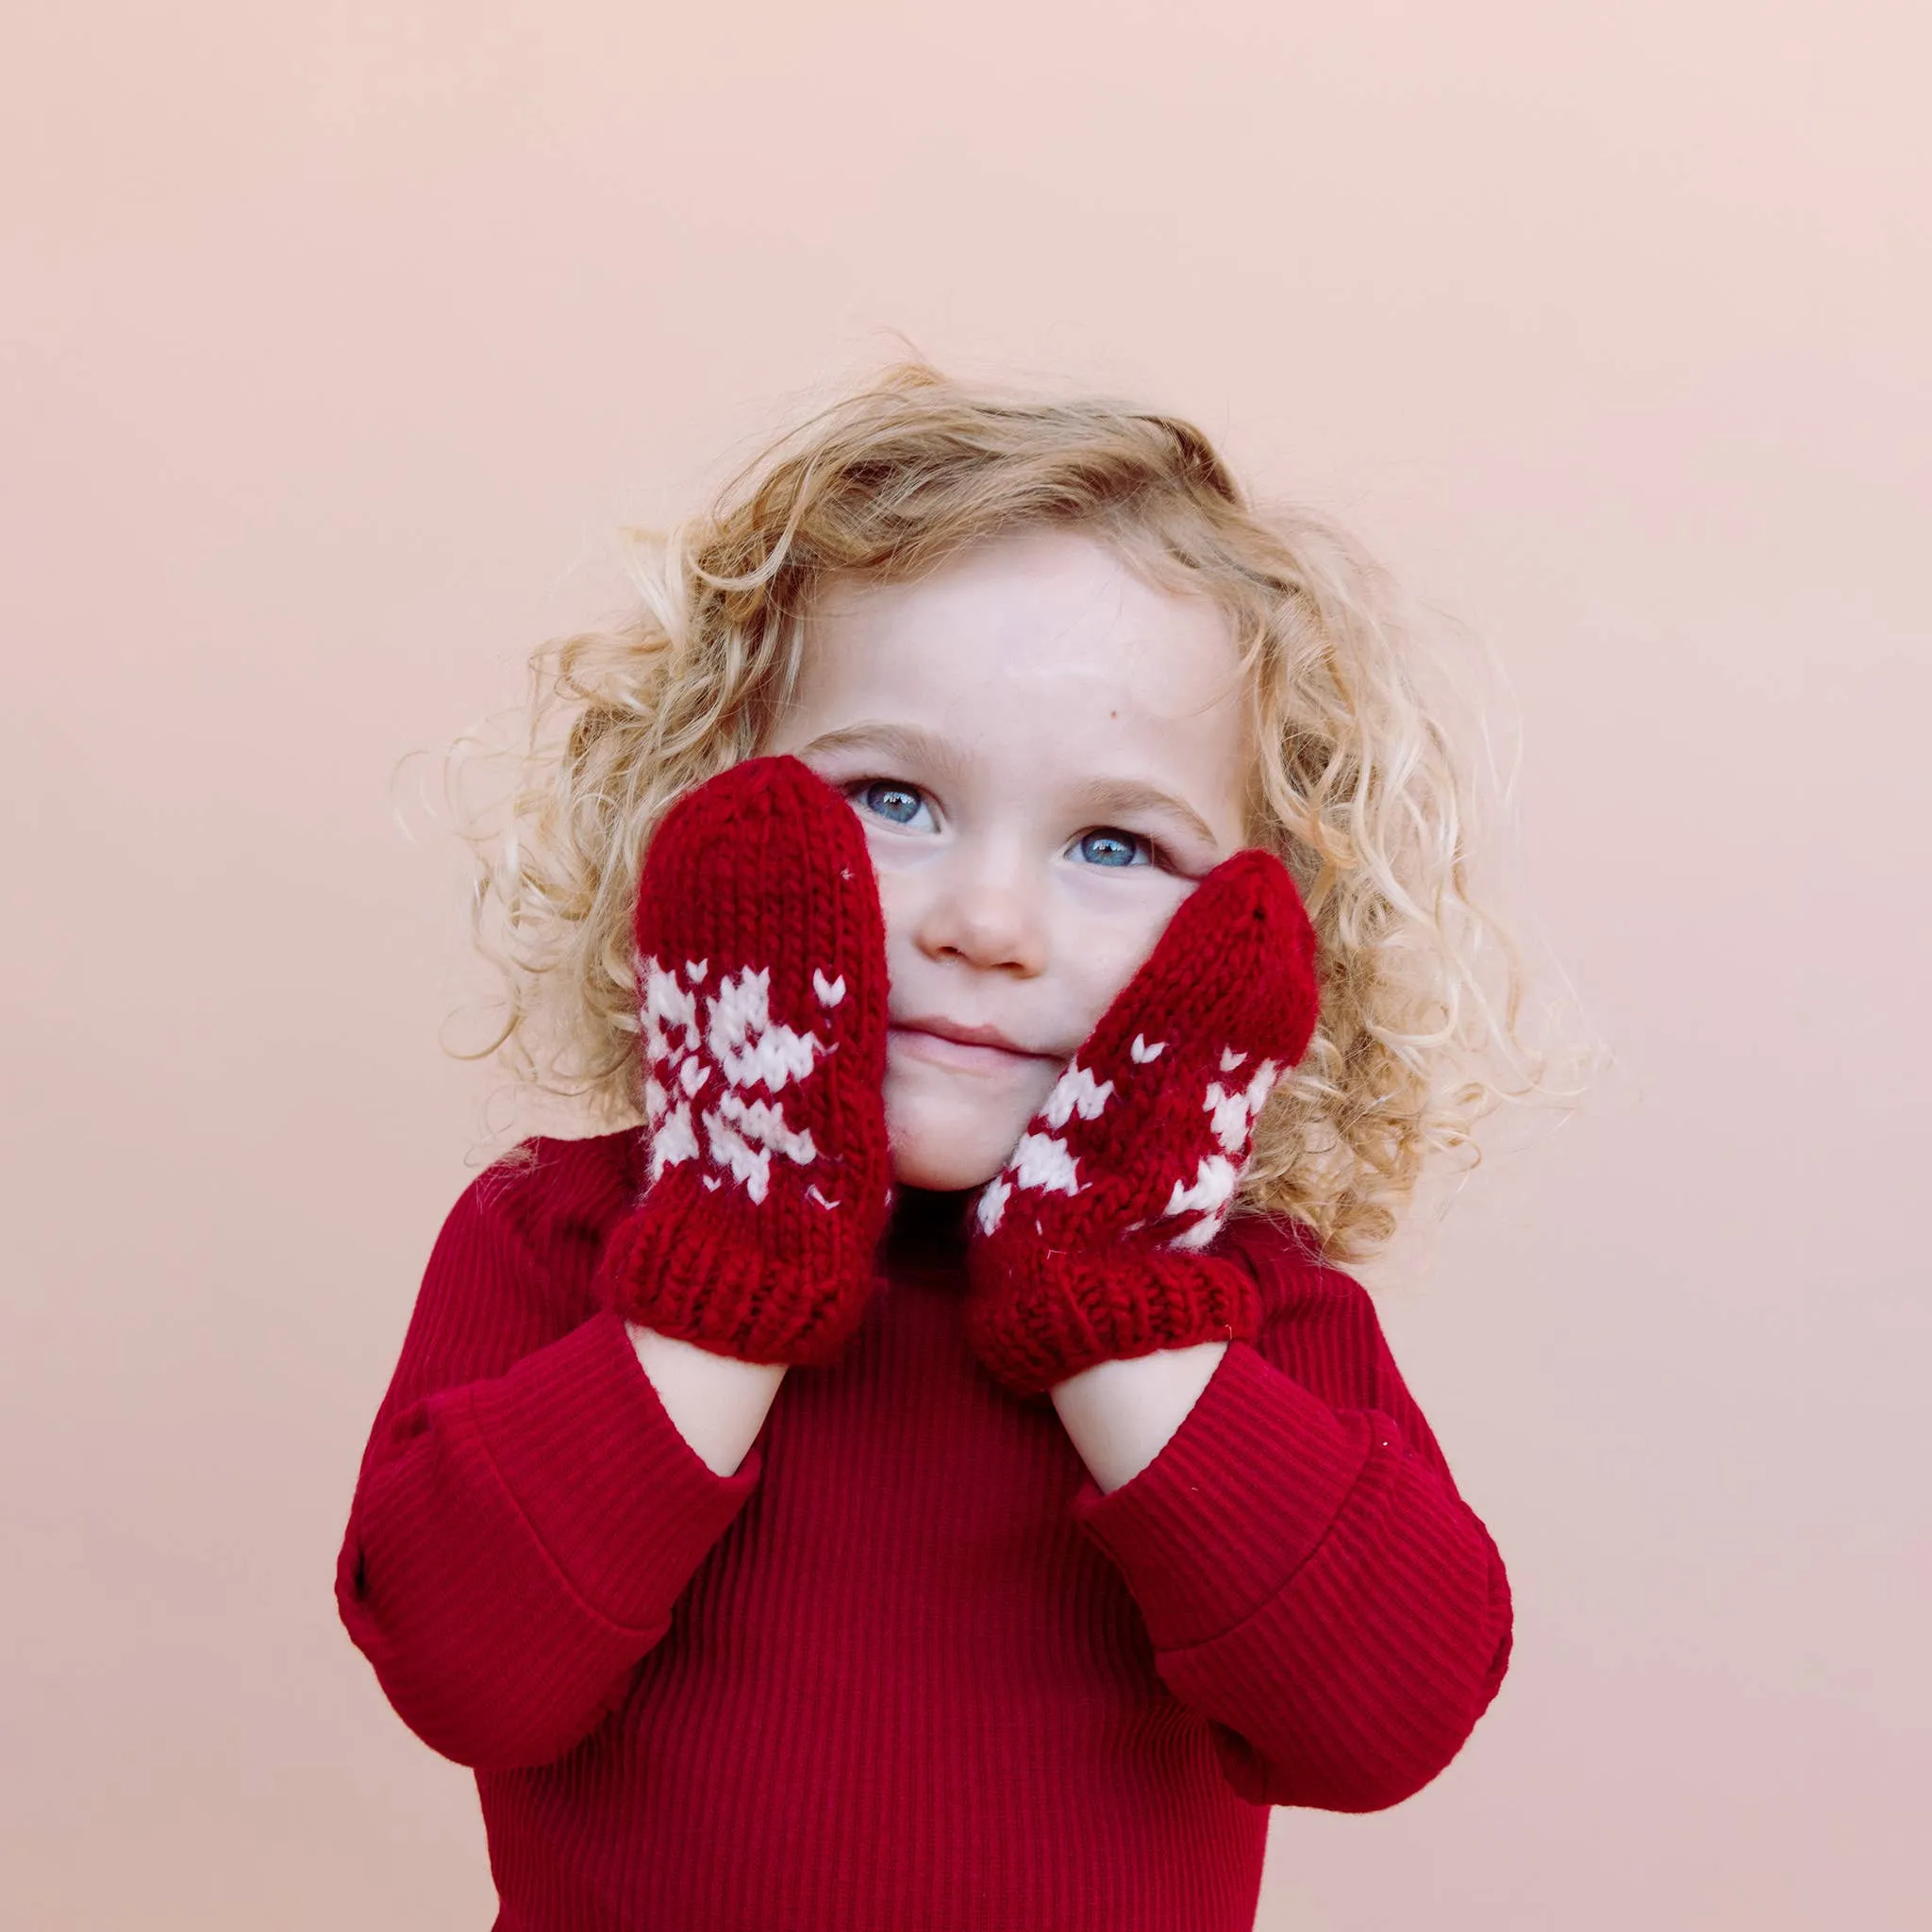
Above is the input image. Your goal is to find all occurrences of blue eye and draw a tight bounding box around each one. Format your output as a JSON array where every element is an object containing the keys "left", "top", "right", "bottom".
[
  {"left": 858, "top": 780, "right": 928, "bottom": 826},
  {"left": 1076, "top": 829, "right": 1152, "bottom": 868}
]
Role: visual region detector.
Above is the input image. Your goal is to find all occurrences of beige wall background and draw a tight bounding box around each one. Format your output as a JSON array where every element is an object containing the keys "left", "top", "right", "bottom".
[{"left": 5, "top": 4, "right": 1926, "bottom": 1926}]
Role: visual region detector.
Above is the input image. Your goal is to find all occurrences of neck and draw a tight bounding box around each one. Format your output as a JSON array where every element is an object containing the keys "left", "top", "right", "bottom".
[{"left": 882, "top": 1185, "right": 974, "bottom": 1270}]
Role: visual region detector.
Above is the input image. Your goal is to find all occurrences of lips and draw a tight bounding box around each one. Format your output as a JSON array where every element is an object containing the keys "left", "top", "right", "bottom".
[
  {"left": 889, "top": 1017, "right": 1056, "bottom": 1073},
  {"left": 895, "top": 1016, "right": 1042, "bottom": 1055}
]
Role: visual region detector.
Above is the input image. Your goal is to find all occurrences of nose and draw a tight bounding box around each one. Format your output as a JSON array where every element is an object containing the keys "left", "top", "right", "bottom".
[{"left": 907, "top": 844, "right": 1049, "bottom": 978}]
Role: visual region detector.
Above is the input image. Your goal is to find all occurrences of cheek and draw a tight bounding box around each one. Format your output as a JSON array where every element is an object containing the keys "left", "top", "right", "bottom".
[
  {"left": 870, "top": 858, "right": 916, "bottom": 949},
  {"left": 1061, "top": 874, "right": 1197, "bottom": 1028},
  {"left": 861, "top": 833, "right": 939, "bottom": 971}
]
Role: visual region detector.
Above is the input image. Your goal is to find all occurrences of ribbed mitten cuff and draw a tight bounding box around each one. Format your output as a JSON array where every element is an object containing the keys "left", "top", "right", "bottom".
[
  {"left": 597, "top": 1178, "right": 879, "bottom": 1368},
  {"left": 965, "top": 1249, "right": 1262, "bottom": 1396}
]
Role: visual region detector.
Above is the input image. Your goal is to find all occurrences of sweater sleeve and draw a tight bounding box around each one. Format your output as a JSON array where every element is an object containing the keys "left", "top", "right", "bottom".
[
  {"left": 1067, "top": 1227, "right": 1511, "bottom": 1812},
  {"left": 335, "top": 1159, "right": 763, "bottom": 1773}
]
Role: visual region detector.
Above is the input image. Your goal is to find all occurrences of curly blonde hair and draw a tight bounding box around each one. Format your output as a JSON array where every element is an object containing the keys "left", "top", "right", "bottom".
[{"left": 448, "top": 362, "right": 1558, "bottom": 1260}]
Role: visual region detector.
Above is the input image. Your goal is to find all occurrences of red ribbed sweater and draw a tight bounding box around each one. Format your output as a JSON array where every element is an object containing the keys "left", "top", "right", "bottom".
[{"left": 336, "top": 1131, "right": 1511, "bottom": 1932}]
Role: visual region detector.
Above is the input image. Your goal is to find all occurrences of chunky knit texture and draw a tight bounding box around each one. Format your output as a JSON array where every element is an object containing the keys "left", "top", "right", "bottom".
[
  {"left": 593, "top": 755, "right": 892, "bottom": 1367},
  {"left": 337, "top": 1132, "right": 1512, "bottom": 1932},
  {"left": 966, "top": 849, "right": 1321, "bottom": 1396}
]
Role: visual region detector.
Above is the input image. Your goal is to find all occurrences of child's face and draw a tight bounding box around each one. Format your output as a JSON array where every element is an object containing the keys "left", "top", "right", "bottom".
[{"left": 764, "top": 525, "right": 1250, "bottom": 1192}]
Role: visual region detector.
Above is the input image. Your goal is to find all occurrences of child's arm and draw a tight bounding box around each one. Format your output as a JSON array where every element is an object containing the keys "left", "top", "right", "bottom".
[
  {"left": 963, "top": 847, "right": 1508, "bottom": 1809},
  {"left": 335, "top": 1159, "right": 768, "bottom": 1773},
  {"left": 339, "top": 757, "right": 893, "bottom": 1772},
  {"left": 626, "top": 1324, "right": 786, "bottom": 1475},
  {"left": 1068, "top": 1238, "right": 1511, "bottom": 1812}
]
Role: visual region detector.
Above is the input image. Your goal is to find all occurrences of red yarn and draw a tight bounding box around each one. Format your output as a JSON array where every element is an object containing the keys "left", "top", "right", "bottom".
[
  {"left": 593, "top": 756, "right": 893, "bottom": 1366},
  {"left": 965, "top": 848, "right": 1321, "bottom": 1394}
]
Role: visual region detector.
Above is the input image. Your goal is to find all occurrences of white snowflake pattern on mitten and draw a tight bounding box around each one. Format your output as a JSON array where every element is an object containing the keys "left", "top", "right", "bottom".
[
  {"left": 974, "top": 1041, "right": 1280, "bottom": 1251},
  {"left": 1156, "top": 1048, "right": 1282, "bottom": 1249},
  {"left": 974, "top": 1058, "right": 1114, "bottom": 1236},
  {"left": 641, "top": 956, "right": 847, "bottom": 1205}
]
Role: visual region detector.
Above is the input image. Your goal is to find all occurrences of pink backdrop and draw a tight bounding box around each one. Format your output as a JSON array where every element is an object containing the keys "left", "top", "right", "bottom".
[{"left": 5, "top": 4, "right": 1926, "bottom": 1925}]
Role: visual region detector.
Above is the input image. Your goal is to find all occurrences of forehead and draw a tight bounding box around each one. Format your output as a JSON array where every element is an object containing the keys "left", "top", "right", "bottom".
[{"left": 799, "top": 526, "right": 1245, "bottom": 734}]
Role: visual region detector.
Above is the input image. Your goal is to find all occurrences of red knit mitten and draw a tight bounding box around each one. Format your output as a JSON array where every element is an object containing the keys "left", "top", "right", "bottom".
[
  {"left": 964, "top": 850, "right": 1320, "bottom": 1396},
  {"left": 593, "top": 756, "right": 892, "bottom": 1367}
]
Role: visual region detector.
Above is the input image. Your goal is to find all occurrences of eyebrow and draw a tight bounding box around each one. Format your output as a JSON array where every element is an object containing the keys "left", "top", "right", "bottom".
[{"left": 794, "top": 720, "right": 1223, "bottom": 850}]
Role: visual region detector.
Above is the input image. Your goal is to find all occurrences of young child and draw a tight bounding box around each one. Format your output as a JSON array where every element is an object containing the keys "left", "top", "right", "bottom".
[{"left": 337, "top": 365, "right": 1530, "bottom": 1931}]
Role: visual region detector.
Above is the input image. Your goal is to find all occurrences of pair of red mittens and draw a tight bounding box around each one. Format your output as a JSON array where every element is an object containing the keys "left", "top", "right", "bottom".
[{"left": 594, "top": 757, "right": 1320, "bottom": 1394}]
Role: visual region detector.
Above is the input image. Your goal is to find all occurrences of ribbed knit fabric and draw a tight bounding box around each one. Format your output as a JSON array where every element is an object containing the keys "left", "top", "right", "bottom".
[
  {"left": 337, "top": 1131, "right": 1512, "bottom": 1932},
  {"left": 966, "top": 847, "right": 1321, "bottom": 1395}
]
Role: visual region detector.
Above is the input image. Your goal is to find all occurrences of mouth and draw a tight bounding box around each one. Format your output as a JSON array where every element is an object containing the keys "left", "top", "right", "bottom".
[{"left": 889, "top": 1017, "right": 1058, "bottom": 1075}]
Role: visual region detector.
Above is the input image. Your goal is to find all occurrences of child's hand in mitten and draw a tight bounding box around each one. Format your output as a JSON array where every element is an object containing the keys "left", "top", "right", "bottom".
[
  {"left": 964, "top": 849, "right": 1320, "bottom": 1397},
  {"left": 594, "top": 756, "right": 892, "bottom": 1368}
]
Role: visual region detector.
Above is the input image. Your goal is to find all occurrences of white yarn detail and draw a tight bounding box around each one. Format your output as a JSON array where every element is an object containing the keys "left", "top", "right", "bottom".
[
  {"left": 1205, "top": 1059, "right": 1279, "bottom": 1155},
  {"left": 1165, "top": 1210, "right": 1227, "bottom": 1252},
  {"left": 975, "top": 1173, "right": 1012, "bottom": 1235},
  {"left": 1219, "top": 1046, "right": 1248, "bottom": 1073},
  {"left": 1041, "top": 1062, "right": 1114, "bottom": 1129},
  {"left": 649, "top": 1099, "right": 699, "bottom": 1179},
  {"left": 812, "top": 969, "right": 845, "bottom": 1007},
  {"left": 641, "top": 954, "right": 829, "bottom": 1203},
  {"left": 707, "top": 967, "right": 824, "bottom": 1092},
  {"left": 1009, "top": 1131, "right": 1080, "bottom": 1196},
  {"left": 712, "top": 1091, "right": 817, "bottom": 1167},
  {"left": 1129, "top": 1035, "right": 1165, "bottom": 1063},
  {"left": 703, "top": 1109, "right": 773, "bottom": 1203},
  {"left": 1163, "top": 1153, "right": 1239, "bottom": 1220},
  {"left": 641, "top": 958, "right": 701, "bottom": 1059},
  {"left": 1204, "top": 1083, "right": 1250, "bottom": 1156},
  {"left": 1159, "top": 1149, "right": 1243, "bottom": 1252}
]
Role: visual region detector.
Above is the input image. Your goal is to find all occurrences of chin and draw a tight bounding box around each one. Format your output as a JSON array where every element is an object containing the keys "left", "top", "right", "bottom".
[
  {"left": 889, "top": 1141, "right": 1008, "bottom": 1192},
  {"left": 884, "top": 1084, "right": 1032, "bottom": 1193}
]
